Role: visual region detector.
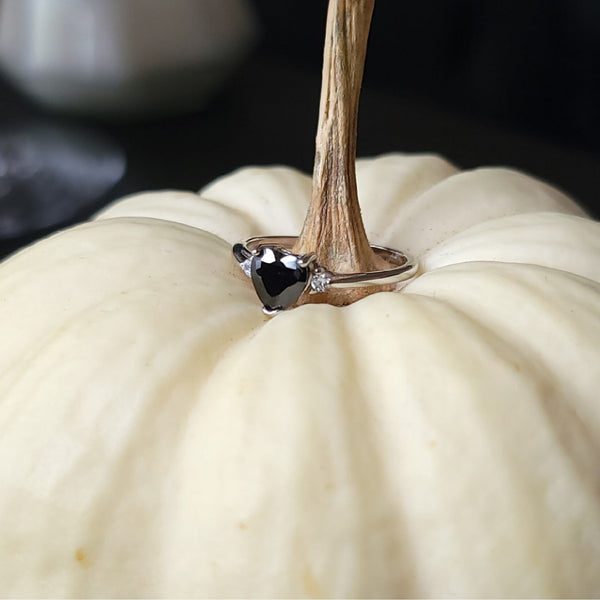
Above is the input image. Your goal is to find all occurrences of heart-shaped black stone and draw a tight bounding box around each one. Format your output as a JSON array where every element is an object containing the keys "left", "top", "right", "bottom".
[{"left": 251, "top": 247, "right": 309, "bottom": 312}]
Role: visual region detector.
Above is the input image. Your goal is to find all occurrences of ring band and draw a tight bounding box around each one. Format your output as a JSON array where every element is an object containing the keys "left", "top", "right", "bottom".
[{"left": 233, "top": 236, "right": 418, "bottom": 315}]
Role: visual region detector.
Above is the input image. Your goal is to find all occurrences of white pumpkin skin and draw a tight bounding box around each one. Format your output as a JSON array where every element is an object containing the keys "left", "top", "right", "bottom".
[{"left": 0, "top": 154, "right": 599, "bottom": 598}]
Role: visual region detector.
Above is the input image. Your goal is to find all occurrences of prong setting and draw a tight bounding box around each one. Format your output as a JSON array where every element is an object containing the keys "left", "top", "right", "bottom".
[{"left": 298, "top": 254, "right": 317, "bottom": 268}]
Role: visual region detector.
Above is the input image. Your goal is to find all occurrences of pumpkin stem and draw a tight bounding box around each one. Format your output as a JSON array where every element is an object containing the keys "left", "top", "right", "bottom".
[{"left": 293, "top": 0, "right": 389, "bottom": 307}]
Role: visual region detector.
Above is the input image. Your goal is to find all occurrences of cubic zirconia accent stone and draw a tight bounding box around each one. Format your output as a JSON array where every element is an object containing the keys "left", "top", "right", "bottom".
[
  {"left": 311, "top": 272, "right": 331, "bottom": 292},
  {"left": 240, "top": 258, "right": 252, "bottom": 277}
]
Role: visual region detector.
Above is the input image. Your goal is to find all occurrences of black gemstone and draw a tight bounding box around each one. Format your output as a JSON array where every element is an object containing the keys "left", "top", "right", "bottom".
[{"left": 251, "top": 247, "right": 309, "bottom": 311}]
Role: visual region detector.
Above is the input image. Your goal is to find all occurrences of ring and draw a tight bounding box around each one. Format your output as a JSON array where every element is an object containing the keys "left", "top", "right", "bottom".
[{"left": 233, "top": 236, "right": 418, "bottom": 315}]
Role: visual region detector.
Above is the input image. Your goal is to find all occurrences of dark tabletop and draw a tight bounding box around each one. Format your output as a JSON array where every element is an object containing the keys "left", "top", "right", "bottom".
[{"left": 1, "top": 54, "right": 599, "bottom": 261}]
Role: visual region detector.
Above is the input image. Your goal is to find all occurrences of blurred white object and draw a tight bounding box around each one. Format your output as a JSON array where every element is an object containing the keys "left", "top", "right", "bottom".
[{"left": 0, "top": 0, "right": 258, "bottom": 116}]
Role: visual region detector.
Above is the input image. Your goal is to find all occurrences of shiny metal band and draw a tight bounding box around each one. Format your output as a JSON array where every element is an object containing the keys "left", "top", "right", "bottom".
[{"left": 233, "top": 235, "right": 419, "bottom": 315}]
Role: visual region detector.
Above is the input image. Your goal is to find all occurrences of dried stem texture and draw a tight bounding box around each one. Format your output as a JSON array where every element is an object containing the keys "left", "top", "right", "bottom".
[{"left": 294, "top": 0, "right": 390, "bottom": 306}]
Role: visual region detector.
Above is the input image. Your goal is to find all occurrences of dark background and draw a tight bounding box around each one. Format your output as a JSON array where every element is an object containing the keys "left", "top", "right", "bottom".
[
  {"left": 1, "top": 0, "right": 599, "bottom": 259},
  {"left": 256, "top": 0, "right": 600, "bottom": 153}
]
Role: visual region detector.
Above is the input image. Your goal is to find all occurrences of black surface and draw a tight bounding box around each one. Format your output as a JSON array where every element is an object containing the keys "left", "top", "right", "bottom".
[
  {"left": 0, "top": 121, "right": 125, "bottom": 238},
  {"left": 253, "top": 0, "right": 600, "bottom": 154},
  {"left": 1, "top": 55, "right": 599, "bottom": 261}
]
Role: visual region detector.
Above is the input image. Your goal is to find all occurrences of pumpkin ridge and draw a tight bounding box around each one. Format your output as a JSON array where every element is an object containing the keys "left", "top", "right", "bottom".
[
  {"left": 199, "top": 165, "right": 312, "bottom": 237},
  {"left": 405, "top": 262, "right": 600, "bottom": 437},
  {"left": 375, "top": 165, "right": 587, "bottom": 259},
  {"left": 96, "top": 190, "right": 258, "bottom": 244},
  {"left": 422, "top": 212, "right": 600, "bottom": 283},
  {"left": 334, "top": 305, "right": 422, "bottom": 596},
  {"left": 337, "top": 292, "right": 597, "bottom": 595},
  {"left": 393, "top": 287, "right": 600, "bottom": 491},
  {"left": 59, "top": 310, "right": 262, "bottom": 596}
]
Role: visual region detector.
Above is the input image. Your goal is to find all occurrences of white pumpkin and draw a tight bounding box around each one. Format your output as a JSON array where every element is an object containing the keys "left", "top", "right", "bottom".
[{"left": 0, "top": 154, "right": 599, "bottom": 598}]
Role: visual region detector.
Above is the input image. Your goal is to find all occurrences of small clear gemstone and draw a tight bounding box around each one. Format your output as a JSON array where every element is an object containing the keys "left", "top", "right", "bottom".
[
  {"left": 240, "top": 258, "right": 252, "bottom": 277},
  {"left": 311, "top": 271, "right": 331, "bottom": 292}
]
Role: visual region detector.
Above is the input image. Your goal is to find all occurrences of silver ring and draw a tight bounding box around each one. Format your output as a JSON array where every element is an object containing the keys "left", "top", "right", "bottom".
[{"left": 233, "top": 236, "right": 418, "bottom": 315}]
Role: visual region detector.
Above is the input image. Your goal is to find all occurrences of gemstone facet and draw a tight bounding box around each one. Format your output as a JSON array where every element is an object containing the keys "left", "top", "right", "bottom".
[
  {"left": 310, "top": 271, "right": 331, "bottom": 293},
  {"left": 251, "top": 247, "right": 309, "bottom": 312},
  {"left": 240, "top": 258, "right": 252, "bottom": 277}
]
